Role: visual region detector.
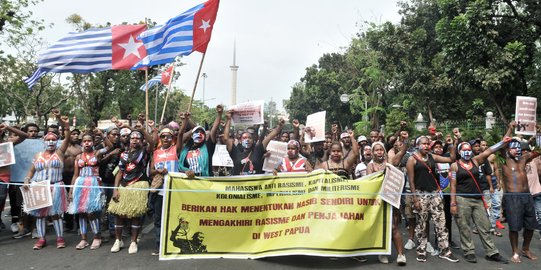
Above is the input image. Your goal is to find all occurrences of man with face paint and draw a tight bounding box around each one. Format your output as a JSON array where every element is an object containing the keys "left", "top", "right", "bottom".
[
  {"left": 177, "top": 106, "right": 222, "bottom": 178},
  {"left": 68, "top": 129, "right": 113, "bottom": 250},
  {"left": 274, "top": 140, "right": 312, "bottom": 173},
  {"left": 498, "top": 121, "right": 540, "bottom": 263},
  {"left": 406, "top": 135, "right": 458, "bottom": 263},
  {"left": 224, "top": 110, "right": 285, "bottom": 175},
  {"left": 354, "top": 145, "right": 372, "bottom": 179},
  {"left": 449, "top": 141, "right": 508, "bottom": 264},
  {"left": 22, "top": 111, "right": 72, "bottom": 250},
  {"left": 108, "top": 126, "right": 154, "bottom": 254}
]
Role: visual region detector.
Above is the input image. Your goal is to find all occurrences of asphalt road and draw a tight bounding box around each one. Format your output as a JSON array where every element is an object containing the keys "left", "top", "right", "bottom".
[{"left": 1, "top": 208, "right": 540, "bottom": 270}]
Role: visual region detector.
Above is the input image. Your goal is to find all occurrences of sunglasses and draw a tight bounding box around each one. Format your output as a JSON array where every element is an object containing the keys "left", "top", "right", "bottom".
[{"left": 160, "top": 135, "right": 173, "bottom": 139}]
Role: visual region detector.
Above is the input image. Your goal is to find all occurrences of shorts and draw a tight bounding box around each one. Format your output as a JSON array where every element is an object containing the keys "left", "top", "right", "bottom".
[
  {"left": 503, "top": 193, "right": 537, "bottom": 231},
  {"left": 403, "top": 194, "right": 415, "bottom": 219}
]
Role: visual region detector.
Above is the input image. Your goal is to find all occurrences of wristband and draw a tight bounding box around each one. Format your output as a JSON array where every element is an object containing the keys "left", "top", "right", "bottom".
[{"left": 489, "top": 140, "right": 505, "bottom": 152}]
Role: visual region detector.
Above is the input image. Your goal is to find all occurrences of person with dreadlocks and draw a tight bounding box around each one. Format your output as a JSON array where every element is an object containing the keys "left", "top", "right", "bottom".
[
  {"left": 22, "top": 110, "right": 71, "bottom": 250},
  {"left": 68, "top": 129, "right": 113, "bottom": 250},
  {"left": 499, "top": 121, "right": 540, "bottom": 263},
  {"left": 108, "top": 126, "right": 154, "bottom": 254}
]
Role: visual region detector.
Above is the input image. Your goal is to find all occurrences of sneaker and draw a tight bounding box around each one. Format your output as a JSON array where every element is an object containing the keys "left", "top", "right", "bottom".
[
  {"left": 128, "top": 241, "right": 138, "bottom": 254},
  {"left": 151, "top": 250, "right": 160, "bottom": 256},
  {"left": 485, "top": 253, "right": 508, "bottom": 264},
  {"left": 439, "top": 252, "right": 459, "bottom": 263},
  {"left": 351, "top": 256, "right": 367, "bottom": 263},
  {"left": 10, "top": 223, "right": 19, "bottom": 233},
  {"left": 496, "top": 220, "right": 505, "bottom": 229},
  {"left": 416, "top": 253, "right": 427, "bottom": 262},
  {"left": 110, "top": 239, "right": 124, "bottom": 253},
  {"left": 464, "top": 254, "right": 477, "bottom": 263},
  {"left": 56, "top": 237, "right": 66, "bottom": 249},
  {"left": 31, "top": 229, "right": 39, "bottom": 239},
  {"left": 404, "top": 239, "right": 416, "bottom": 250},
  {"left": 13, "top": 229, "right": 31, "bottom": 239},
  {"left": 426, "top": 242, "right": 435, "bottom": 254},
  {"left": 397, "top": 254, "right": 407, "bottom": 266},
  {"left": 378, "top": 255, "right": 389, "bottom": 264},
  {"left": 33, "top": 238, "right": 46, "bottom": 250}
]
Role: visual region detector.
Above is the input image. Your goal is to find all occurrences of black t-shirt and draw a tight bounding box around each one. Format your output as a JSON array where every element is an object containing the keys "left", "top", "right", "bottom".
[
  {"left": 456, "top": 163, "right": 483, "bottom": 199},
  {"left": 99, "top": 146, "right": 121, "bottom": 185},
  {"left": 230, "top": 142, "right": 265, "bottom": 175},
  {"left": 413, "top": 154, "right": 439, "bottom": 192},
  {"left": 477, "top": 159, "right": 493, "bottom": 191}
]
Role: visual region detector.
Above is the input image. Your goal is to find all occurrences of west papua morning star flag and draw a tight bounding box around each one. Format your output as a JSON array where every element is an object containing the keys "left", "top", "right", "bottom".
[
  {"left": 139, "top": 65, "right": 174, "bottom": 91},
  {"left": 132, "top": 0, "right": 219, "bottom": 69},
  {"left": 24, "top": 25, "right": 147, "bottom": 89},
  {"left": 139, "top": 74, "right": 162, "bottom": 91}
]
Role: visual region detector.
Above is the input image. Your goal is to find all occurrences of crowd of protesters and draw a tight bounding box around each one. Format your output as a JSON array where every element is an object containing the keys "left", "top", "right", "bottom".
[{"left": 0, "top": 106, "right": 541, "bottom": 266}]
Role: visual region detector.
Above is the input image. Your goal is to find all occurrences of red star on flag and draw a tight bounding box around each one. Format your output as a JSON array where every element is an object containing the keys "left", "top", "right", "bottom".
[
  {"left": 161, "top": 65, "right": 175, "bottom": 85},
  {"left": 112, "top": 25, "right": 147, "bottom": 69}
]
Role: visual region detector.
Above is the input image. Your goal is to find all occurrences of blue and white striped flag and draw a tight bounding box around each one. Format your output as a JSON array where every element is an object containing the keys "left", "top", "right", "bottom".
[
  {"left": 133, "top": 0, "right": 219, "bottom": 69},
  {"left": 140, "top": 74, "right": 162, "bottom": 91},
  {"left": 24, "top": 25, "right": 147, "bottom": 89}
]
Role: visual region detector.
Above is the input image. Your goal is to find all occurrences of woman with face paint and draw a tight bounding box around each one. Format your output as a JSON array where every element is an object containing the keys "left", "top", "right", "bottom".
[
  {"left": 274, "top": 140, "right": 313, "bottom": 174},
  {"left": 223, "top": 110, "right": 285, "bottom": 175},
  {"left": 68, "top": 129, "right": 113, "bottom": 250},
  {"left": 317, "top": 130, "right": 359, "bottom": 179},
  {"left": 177, "top": 106, "right": 222, "bottom": 177},
  {"left": 406, "top": 135, "right": 458, "bottom": 263},
  {"left": 149, "top": 127, "right": 182, "bottom": 255},
  {"left": 448, "top": 140, "right": 509, "bottom": 264},
  {"left": 366, "top": 139, "right": 408, "bottom": 266},
  {"left": 23, "top": 111, "right": 71, "bottom": 250},
  {"left": 108, "top": 126, "right": 154, "bottom": 254}
]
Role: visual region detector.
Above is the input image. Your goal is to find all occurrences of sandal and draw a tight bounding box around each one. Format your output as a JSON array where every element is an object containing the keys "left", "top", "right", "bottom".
[
  {"left": 75, "top": 239, "right": 89, "bottom": 250},
  {"left": 491, "top": 230, "right": 503, "bottom": 237},
  {"left": 511, "top": 253, "right": 521, "bottom": 263},
  {"left": 90, "top": 238, "right": 102, "bottom": 250},
  {"left": 521, "top": 250, "right": 538, "bottom": 261},
  {"left": 33, "top": 238, "right": 46, "bottom": 250}
]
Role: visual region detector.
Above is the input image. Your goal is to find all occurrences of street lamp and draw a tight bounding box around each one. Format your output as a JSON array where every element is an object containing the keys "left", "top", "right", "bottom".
[{"left": 201, "top": 73, "right": 208, "bottom": 105}]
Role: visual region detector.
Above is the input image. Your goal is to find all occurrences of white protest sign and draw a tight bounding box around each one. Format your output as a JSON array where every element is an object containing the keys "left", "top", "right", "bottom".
[
  {"left": 380, "top": 164, "right": 405, "bottom": 209},
  {"left": 230, "top": 100, "right": 264, "bottom": 125},
  {"left": 0, "top": 142, "right": 15, "bottom": 167},
  {"left": 263, "top": 140, "right": 288, "bottom": 172},
  {"left": 304, "top": 111, "right": 326, "bottom": 143},
  {"left": 515, "top": 96, "right": 537, "bottom": 136},
  {"left": 20, "top": 180, "right": 53, "bottom": 212},
  {"left": 212, "top": 144, "right": 234, "bottom": 167}
]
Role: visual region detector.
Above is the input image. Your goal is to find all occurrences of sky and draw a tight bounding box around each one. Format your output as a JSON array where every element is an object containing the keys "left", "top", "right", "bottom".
[{"left": 29, "top": 0, "right": 400, "bottom": 111}]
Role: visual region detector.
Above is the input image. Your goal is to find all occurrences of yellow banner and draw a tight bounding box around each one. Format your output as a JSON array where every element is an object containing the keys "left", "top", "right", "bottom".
[{"left": 159, "top": 170, "right": 391, "bottom": 260}]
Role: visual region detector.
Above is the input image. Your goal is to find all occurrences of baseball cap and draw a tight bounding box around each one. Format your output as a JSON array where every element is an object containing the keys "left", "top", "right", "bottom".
[{"left": 357, "top": 135, "right": 368, "bottom": 142}]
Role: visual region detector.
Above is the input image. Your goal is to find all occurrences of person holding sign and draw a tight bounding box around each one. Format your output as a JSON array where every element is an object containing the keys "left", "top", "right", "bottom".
[
  {"left": 108, "top": 125, "right": 154, "bottom": 254},
  {"left": 223, "top": 110, "right": 285, "bottom": 175},
  {"left": 366, "top": 138, "right": 408, "bottom": 266},
  {"left": 498, "top": 121, "right": 540, "bottom": 263},
  {"left": 177, "top": 105, "right": 222, "bottom": 178},
  {"left": 22, "top": 109, "right": 71, "bottom": 250},
  {"left": 273, "top": 140, "right": 313, "bottom": 174},
  {"left": 68, "top": 129, "right": 113, "bottom": 250},
  {"left": 449, "top": 141, "right": 509, "bottom": 264},
  {"left": 317, "top": 130, "right": 359, "bottom": 179}
]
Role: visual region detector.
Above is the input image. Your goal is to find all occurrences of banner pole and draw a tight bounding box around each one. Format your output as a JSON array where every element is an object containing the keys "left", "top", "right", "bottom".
[
  {"left": 160, "top": 68, "right": 175, "bottom": 123},
  {"left": 154, "top": 84, "right": 159, "bottom": 124},
  {"left": 187, "top": 53, "right": 206, "bottom": 113},
  {"left": 145, "top": 68, "right": 149, "bottom": 129}
]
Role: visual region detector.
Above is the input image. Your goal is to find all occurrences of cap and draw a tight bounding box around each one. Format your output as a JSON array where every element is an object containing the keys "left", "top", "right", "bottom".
[
  {"left": 357, "top": 135, "right": 368, "bottom": 142},
  {"left": 430, "top": 140, "right": 443, "bottom": 149},
  {"left": 192, "top": 125, "right": 206, "bottom": 134},
  {"left": 340, "top": 132, "right": 349, "bottom": 139},
  {"left": 468, "top": 139, "right": 481, "bottom": 146},
  {"left": 120, "top": 128, "right": 131, "bottom": 136},
  {"left": 159, "top": 128, "right": 173, "bottom": 136}
]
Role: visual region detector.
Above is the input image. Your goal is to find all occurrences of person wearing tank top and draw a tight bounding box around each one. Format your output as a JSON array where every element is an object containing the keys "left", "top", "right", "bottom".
[
  {"left": 406, "top": 135, "right": 458, "bottom": 263},
  {"left": 317, "top": 132, "right": 359, "bottom": 180},
  {"left": 449, "top": 142, "right": 507, "bottom": 264}
]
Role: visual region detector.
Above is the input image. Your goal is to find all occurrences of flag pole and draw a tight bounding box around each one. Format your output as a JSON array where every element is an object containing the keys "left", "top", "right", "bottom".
[
  {"left": 154, "top": 85, "right": 158, "bottom": 124},
  {"left": 145, "top": 68, "right": 149, "bottom": 129},
  {"left": 160, "top": 65, "right": 175, "bottom": 124},
  {"left": 187, "top": 53, "right": 206, "bottom": 113}
]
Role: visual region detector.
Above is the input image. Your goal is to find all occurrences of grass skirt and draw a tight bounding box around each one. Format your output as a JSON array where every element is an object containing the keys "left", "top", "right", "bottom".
[
  {"left": 108, "top": 181, "right": 149, "bottom": 218},
  {"left": 27, "top": 181, "right": 67, "bottom": 217},
  {"left": 68, "top": 176, "right": 104, "bottom": 214}
]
